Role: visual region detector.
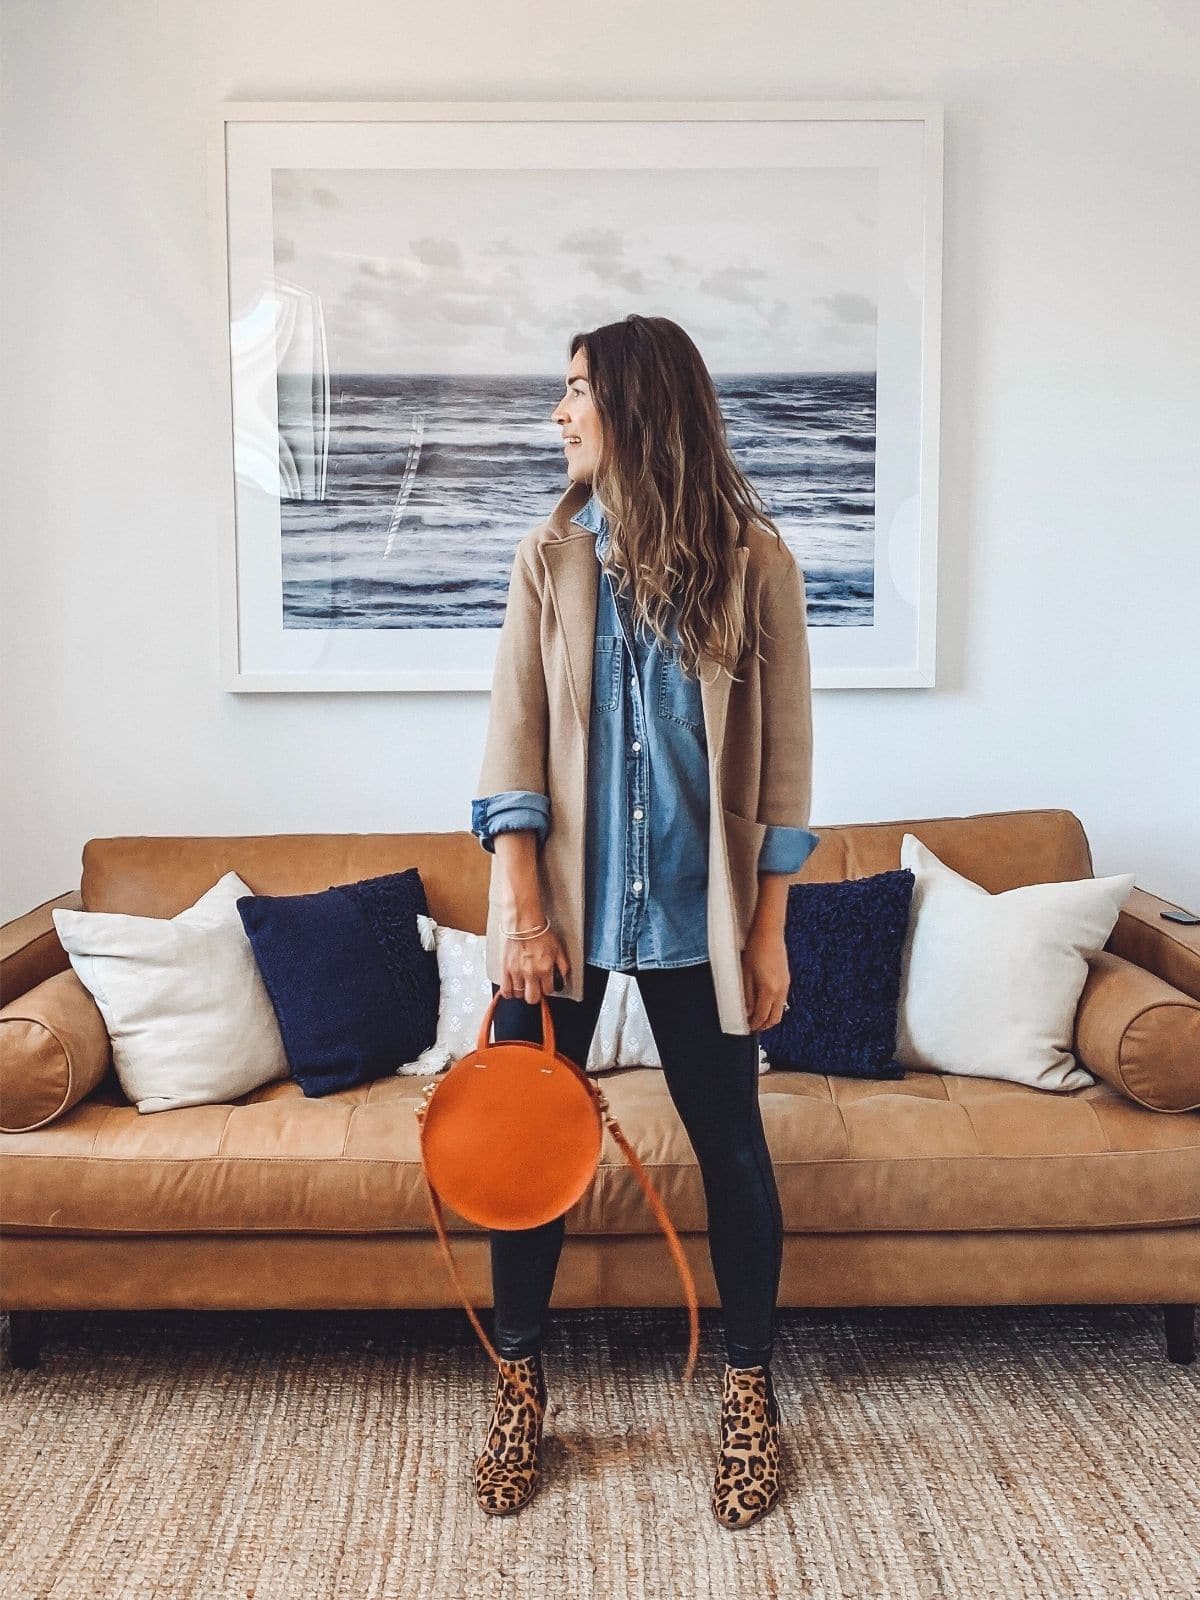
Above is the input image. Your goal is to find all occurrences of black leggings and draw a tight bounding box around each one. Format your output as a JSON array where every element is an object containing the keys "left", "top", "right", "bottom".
[{"left": 487, "top": 960, "right": 784, "bottom": 1368}]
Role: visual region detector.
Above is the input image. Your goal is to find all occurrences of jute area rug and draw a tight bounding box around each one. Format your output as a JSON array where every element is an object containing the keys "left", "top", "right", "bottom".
[{"left": 2, "top": 1303, "right": 1197, "bottom": 1600}]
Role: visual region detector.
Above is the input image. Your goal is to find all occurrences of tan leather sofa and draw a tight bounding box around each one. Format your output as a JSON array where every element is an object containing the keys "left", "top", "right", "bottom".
[{"left": 3, "top": 808, "right": 1199, "bottom": 1372}]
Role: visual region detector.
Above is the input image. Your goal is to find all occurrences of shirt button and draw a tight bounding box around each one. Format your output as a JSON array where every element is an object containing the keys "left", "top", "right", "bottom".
[
  {"left": 631, "top": 741, "right": 641, "bottom": 752},
  {"left": 632, "top": 807, "right": 644, "bottom": 820},
  {"left": 632, "top": 879, "right": 643, "bottom": 893}
]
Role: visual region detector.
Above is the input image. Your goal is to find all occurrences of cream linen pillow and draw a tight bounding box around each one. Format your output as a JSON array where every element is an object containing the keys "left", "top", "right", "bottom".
[
  {"left": 893, "top": 834, "right": 1135, "bottom": 1090},
  {"left": 52, "top": 871, "right": 290, "bottom": 1113},
  {"left": 403, "top": 917, "right": 770, "bottom": 1074}
]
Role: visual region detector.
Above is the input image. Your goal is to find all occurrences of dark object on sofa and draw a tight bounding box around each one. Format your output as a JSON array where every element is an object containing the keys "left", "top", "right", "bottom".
[
  {"left": 760, "top": 868, "right": 916, "bottom": 1078},
  {"left": 237, "top": 868, "right": 439, "bottom": 1096}
]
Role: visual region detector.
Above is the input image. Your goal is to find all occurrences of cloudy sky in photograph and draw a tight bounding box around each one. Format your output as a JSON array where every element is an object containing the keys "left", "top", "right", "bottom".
[{"left": 272, "top": 164, "right": 879, "bottom": 376}]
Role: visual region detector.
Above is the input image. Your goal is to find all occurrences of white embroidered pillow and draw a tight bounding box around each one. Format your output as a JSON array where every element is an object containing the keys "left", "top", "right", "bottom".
[
  {"left": 613, "top": 973, "right": 771, "bottom": 1073},
  {"left": 403, "top": 917, "right": 624, "bottom": 1073},
  {"left": 404, "top": 917, "right": 768, "bottom": 1074}
]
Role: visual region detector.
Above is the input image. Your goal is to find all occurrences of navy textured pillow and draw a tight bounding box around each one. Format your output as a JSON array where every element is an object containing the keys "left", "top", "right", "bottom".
[
  {"left": 236, "top": 868, "right": 440, "bottom": 1097},
  {"left": 759, "top": 868, "right": 915, "bottom": 1078}
]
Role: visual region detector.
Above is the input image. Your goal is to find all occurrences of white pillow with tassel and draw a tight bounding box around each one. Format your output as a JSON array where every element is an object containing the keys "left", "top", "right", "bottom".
[{"left": 401, "top": 916, "right": 770, "bottom": 1074}]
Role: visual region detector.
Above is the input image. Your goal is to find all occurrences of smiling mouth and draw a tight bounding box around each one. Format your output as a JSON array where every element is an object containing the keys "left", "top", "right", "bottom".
[{"left": 563, "top": 437, "right": 582, "bottom": 449}]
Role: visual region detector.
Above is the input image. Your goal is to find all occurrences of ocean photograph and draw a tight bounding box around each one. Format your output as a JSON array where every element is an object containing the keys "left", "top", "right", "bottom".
[
  {"left": 276, "top": 367, "right": 877, "bottom": 631},
  {"left": 257, "top": 158, "right": 885, "bottom": 643}
]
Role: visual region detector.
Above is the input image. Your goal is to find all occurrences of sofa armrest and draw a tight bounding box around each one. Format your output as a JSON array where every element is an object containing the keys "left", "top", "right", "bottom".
[
  {"left": 1105, "top": 885, "right": 1200, "bottom": 1003},
  {"left": 0, "top": 890, "right": 79, "bottom": 1005},
  {"left": 0, "top": 969, "right": 113, "bottom": 1132},
  {"left": 1074, "top": 949, "right": 1200, "bottom": 1112}
]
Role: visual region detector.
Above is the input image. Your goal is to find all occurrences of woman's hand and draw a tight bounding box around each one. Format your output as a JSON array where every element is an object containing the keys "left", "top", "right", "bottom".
[
  {"left": 500, "top": 926, "right": 571, "bottom": 1006},
  {"left": 741, "top": 923, "right": 792, "bottom": 1032}
]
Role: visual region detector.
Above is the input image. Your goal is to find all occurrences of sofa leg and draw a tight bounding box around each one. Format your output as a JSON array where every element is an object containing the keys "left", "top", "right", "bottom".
[
  {"left": 5, "top": 1311, "right": 42, "bottom": 1369},
  {"left": 1162, "top": 1304, "right": 1196, "bottom": 1364}
]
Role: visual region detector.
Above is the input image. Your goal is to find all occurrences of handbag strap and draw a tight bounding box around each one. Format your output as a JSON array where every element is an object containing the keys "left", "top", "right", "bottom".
[
  {"left": 589, "top": 1078, "right": 700, "bottom": 1384},
  {"left": 415, "top": 999, "right": 700, "bottom": 1385},
  {"left": 422, "top": 1169, "right": 510, "bottom": 1369}
]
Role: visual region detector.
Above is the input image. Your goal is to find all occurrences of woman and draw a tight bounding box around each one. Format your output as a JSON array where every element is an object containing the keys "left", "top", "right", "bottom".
[{"left": 469, "top": 314, "right": 819, "bottom": 1527}]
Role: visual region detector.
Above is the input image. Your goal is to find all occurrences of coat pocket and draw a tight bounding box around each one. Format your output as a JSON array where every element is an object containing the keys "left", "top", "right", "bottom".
[{"left": 721, "top": 804, "right": 768, "bottom": 941}]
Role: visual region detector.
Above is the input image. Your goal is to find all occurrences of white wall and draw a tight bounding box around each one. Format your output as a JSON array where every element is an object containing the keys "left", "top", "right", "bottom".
[{"left": 2, "top": 0, "right": 1198, "bottom": 922}]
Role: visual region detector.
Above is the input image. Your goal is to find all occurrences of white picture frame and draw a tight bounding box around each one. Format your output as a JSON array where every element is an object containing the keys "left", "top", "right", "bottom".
[{"left": 210, "top": 100, "right": 943, "bottom": 692}]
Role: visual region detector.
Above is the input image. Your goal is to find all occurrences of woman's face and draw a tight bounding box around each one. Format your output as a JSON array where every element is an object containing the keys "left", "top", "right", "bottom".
[{"left": 551, "top": 349, "right": 602, "bottom": 484}]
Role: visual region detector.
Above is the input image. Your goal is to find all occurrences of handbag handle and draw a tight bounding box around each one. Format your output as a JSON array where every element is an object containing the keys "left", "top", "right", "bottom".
[
  {"left": 416, "top": 990, "right": 700, "bottom": 1385},
  {"left": 474, "top": 987, "right": 557, "bottom": 1057}
]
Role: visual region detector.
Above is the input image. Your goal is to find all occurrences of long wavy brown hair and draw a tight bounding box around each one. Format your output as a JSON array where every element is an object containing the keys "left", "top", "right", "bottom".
[{"left": 570, "top": 314, "right": 787, "bottom": 683}]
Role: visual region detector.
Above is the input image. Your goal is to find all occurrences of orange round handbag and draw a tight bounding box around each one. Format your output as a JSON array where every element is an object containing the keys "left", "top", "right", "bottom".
[{"left": 414, "top": 990, "right": 699, "bottom": 1383}]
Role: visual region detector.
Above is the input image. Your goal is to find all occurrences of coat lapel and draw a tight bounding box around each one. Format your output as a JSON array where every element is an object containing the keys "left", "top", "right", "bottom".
[
  {"left": 539, "top": 482, "right": 749, "bottom": 780},
  {"left": 541, "top": 530, "right": 598, "bottom": 739}
]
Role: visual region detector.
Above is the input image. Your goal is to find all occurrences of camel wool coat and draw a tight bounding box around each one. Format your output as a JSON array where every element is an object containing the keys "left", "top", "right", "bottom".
[{"left": 475, "top": 477, "right": 816, "bottom": 1036}]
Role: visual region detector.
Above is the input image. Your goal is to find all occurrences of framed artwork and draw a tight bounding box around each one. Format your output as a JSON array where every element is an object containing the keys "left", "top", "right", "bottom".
[{"left": 211, "top": 100, "right": 943, "bottom": 692}]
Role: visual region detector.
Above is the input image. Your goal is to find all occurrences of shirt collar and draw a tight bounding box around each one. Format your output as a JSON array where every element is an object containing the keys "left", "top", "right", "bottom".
[{"left": 569, "top": 491, "right": 609, "bottom": 552}]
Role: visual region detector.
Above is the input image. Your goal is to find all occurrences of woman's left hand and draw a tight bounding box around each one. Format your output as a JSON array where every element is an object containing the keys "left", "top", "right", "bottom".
[{"left": 741, "top": 925, "right": 792, "bottom": 1032}]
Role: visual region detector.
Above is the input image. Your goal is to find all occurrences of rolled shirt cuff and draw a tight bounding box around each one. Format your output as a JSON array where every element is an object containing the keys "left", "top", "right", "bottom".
[
  {"left": 757, "top": 824, "right": 821, "bottom": 875},
  {"left": 470, "top": 791, "right": 551, "bottom": 854}
]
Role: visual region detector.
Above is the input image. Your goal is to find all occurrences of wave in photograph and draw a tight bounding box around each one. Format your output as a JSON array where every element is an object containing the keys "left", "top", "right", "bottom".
[{"left": 276, "top": 370, "right": 876, "bottom": 630}]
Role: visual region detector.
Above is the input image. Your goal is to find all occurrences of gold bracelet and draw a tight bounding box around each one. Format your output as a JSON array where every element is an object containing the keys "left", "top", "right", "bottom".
[{"left": 501, "top": 916, "right": 551, "bottom": 939}]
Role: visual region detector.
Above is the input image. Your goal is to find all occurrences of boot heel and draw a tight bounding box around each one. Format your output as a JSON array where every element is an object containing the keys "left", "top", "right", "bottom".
[{"left": 472, "top": 1353, "right": 548, "bottom": 1515}]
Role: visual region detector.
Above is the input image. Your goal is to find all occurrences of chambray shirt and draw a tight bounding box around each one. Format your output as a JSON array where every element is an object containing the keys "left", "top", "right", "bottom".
[{"left": 471, "top": 493, "right": 821, "bottom": 970}]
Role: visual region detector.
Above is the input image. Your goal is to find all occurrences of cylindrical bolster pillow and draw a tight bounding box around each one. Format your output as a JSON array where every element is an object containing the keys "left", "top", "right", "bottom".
[
  {"left": 1074, "top": 950, "right": 1200, "bottom": 1112},
  {"left": 0, "top": 969, "right": 113, "bottom": 1132}
]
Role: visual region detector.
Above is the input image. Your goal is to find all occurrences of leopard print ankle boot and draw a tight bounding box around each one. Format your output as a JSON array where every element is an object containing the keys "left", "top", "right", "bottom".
[
  {"left": 472, "top": 1352, "right": 548, "bottom": 1515},
  {"left": 710, "top": 1362, "right": 782, "bottom": 1528}
]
